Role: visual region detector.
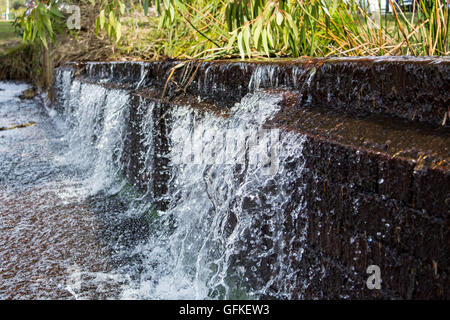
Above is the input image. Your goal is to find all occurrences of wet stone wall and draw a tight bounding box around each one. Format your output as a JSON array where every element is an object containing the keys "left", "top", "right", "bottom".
[{"left": 56, "top": 57, "right": 449, "bottom": 299}]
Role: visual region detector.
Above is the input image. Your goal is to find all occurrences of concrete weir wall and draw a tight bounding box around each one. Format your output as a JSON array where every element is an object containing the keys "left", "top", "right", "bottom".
[{"left": 56, "top": 57, "right": 449, "bottom": 299}]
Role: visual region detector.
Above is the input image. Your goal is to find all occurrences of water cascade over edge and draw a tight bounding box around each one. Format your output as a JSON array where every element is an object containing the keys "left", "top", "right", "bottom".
[{"left": 53, "top": 63, "right": 311, "bottom": 300}]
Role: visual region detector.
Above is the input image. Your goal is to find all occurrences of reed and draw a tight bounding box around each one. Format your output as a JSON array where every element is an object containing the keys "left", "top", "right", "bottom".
[
  {"left": 134, "top": 0, "right": 449, "bottom": 59},
  {"left": 12, "top": 1, "right": 450, "bottom": 62}
]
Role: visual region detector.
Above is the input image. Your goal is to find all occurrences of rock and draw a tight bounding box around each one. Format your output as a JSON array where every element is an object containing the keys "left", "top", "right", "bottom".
[{"left": 19, "top": 87, "right": 37, "bottom": 100}]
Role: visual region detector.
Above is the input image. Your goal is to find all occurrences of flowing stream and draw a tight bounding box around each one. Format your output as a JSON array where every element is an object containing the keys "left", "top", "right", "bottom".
[{"left": 0, "top": 65, "right": 311, "bottom": 299}]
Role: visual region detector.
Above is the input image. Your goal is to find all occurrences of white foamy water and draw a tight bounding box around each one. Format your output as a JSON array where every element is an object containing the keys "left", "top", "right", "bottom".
[
  {"left": 1, "top": 65, "right": 311, "bottom": 300},
  {"left": 0, "top": 82, "right": 29, "bottom": 104},
  {"left": 0, "top": 81, "right": 116, "bottom": 300}
]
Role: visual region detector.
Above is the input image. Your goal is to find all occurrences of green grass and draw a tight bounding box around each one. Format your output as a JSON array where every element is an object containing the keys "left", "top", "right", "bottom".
[
  {"left": 0, "top": 21, "right": 21, "bottom": 55},
  {"left": 0, "top": 21, "right": 16, "bottom": 39}
]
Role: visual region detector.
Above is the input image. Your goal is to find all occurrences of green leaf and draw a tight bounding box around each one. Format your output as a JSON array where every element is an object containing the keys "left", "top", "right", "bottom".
[
  {"left": 227, "top": 30, "right": 237, "bottom": 49},
  {"left": 119, "top": 1, "right": 126, "bottom": 15},
  {"left": 116, "top": 21, "right": 122, "bottom": 42},
  {"left": 262, "top": 28, "right": 270, "bottom": 57},
  {"left": 285, "top": 13, "right": 298, "bottom": 39},
  {"left": 40, "top": 33, "right": 47, "bottom": 49},
  {"left": 232, "top": 3, "right": 238, "bottom": 27},
  {"left": 43, "top": 16, "right": 53, "bottom": 37},
  {"left": 264, "top": 2, "right": 274, "bottom": 21},
  {"left": 99, "top": 10, "right": 105, "bottom": 29},
  {"left": 266, "top": 24, "right": 274, "bottom": 48},
  {"left": 237, "top": 31, "right": 245, "bottom": 59},
  {"left": 143, "top": 0, "right": 149, "bottom": 16},
  {"left": 49, "top": 6, "right": 65, "bottom": 19},
  {"left": 169, "top": 4, "right": 175, "bottom": 22},
  {"left": 174, "top": 0, "right": 187, "bottom": 13},
  {"left": 276, "top": 11, "right": 284, "bottom": 26},
  {"left": 321, "top": 0, "right": 331, "bottom": 17},
  {"left": 253, "top": 21, "right": 262, "bottom": 48},
  {"left": 109, "top": 11, "right": 116, "bottom": 27},
  {"left": 243, "top": 25, "right": 251, "bottom": 57},
  {"left": 158, "top": 11, "right": 166, "bottom": 28},
  {"left": 95, "top": 17, "right": 100, "bottom": 35},
  {"left": 226, "top": 4, "right": 233, "bottom": 32},
  {"left": 283, "top": 25, "right": 289, "bottom": 47}
]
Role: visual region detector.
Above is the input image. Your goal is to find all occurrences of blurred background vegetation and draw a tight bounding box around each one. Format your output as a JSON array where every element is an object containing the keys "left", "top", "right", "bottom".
[
  {"left": 0, "top": 1, "right": 448, "bottom": 85},
  {"left": 0, "top": 0, "right": 27, "bottom": 18},
  {"left": 0, "top": 0, "right": 26, "bottom": 55}
]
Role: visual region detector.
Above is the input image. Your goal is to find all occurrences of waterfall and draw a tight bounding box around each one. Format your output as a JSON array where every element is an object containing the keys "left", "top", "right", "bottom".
[
  {"left": 248, "top": 65, "right": 280, "bottom": 90},
  {"left": 53, "top": 64, "right": 310, "bottom": 300},
  {"left": 57, "top": 81, "right": 130, "bottom": 198}
]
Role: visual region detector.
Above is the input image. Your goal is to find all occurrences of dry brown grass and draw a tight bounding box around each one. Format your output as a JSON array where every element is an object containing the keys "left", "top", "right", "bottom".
[{"left": 51, "top": 3, "right": 116, "bottom": 66}]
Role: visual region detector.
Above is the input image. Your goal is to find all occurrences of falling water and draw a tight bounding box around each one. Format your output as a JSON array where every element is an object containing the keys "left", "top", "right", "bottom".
[{"left": 21, "top": 65, "right": 312, "bottom": 299}]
